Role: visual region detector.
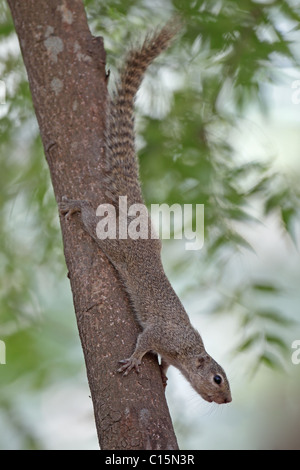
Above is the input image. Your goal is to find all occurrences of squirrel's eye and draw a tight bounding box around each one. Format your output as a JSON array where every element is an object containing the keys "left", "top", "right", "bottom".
[{"left": 213, "top": 374, "right": 222, "bottom": 385}]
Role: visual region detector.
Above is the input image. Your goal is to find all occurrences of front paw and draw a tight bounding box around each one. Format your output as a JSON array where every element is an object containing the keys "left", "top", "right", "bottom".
[
  {"left": 118, "top": 357, "right": 141, "bottom": 376},
  {"left": 58, "top": 196, "right": 82, "bottom": 220}
]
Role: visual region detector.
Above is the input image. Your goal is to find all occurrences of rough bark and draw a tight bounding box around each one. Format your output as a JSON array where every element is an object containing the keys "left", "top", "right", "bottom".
[{"left": 7, "top": 0, "right": 178, "bottom": 450}]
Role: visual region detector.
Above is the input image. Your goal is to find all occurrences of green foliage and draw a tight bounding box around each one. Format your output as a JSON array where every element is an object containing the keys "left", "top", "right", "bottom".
[
  {"left": 211, "top": 280, "right": 296, "bottom": 371},
  {"left": 0, "top": 0, "right": 69, "bottom": 448},
  {"left": 137, "top": 0, "right": 300, "bottom": 373}
]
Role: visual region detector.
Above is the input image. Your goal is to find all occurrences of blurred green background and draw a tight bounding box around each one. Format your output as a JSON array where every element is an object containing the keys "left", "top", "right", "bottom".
[{"left": 0, "top": 0, "right": 300, "bottom": 449}]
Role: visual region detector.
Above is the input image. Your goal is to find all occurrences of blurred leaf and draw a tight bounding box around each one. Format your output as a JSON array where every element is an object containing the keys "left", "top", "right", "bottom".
[
  {"left": 237, "top": 333, "right": 261, "bottom": 352},
  {"left": 265, "top": 334, "right": 290, "bottom": 355},
  {"left": 256, "top": 309, "right": 295, "bottom": 326},
  {"left": 225, "top": 232, "right": 256, "bottom": 253},
  {"left": 259, "top": 352, "right": 282, "bottom": 370},
  {"left": 252, "top": 283, "right": 282, "bottom": 294},
  {"left": 264, "top": 189, "right": 289, "bottom": 214}
]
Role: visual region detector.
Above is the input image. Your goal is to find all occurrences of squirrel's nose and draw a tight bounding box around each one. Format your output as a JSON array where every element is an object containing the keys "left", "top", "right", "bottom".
[{"left": 224, "top": 396, "right": 232, "bottom": 404}]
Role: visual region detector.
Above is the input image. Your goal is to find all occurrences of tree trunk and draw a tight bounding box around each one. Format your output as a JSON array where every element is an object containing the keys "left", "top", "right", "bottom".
[{"left": 7, "top": 0, "right": 178, "bottom": 450}]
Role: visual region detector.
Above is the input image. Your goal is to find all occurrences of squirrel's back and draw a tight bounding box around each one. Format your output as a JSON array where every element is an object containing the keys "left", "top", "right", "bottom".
[{"left": 104, "top": 19, "right": 181, "bottom": 205}]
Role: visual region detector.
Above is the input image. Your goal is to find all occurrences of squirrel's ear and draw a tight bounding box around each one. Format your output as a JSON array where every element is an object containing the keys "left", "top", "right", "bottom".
[{"left": 196, "top": 354, "right": 209, "bottom": 368}]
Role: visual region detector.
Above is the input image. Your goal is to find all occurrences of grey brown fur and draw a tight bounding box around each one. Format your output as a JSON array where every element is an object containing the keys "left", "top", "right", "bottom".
[{"left": 59, "top": 19, "right": 232, "bottom": 405}]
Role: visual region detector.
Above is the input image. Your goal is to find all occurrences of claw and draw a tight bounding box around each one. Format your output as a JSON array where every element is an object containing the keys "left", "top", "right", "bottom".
[
  {"left": 58, "top": 196, "right": 81, "bottom": 220},
  {"left": 118, "top": 357, "right": 141, "bottom": 375}
]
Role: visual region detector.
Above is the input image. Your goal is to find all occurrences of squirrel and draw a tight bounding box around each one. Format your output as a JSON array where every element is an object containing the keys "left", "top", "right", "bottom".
[{"left": 59, "top": 19, "right": 232, "bottom": 405}]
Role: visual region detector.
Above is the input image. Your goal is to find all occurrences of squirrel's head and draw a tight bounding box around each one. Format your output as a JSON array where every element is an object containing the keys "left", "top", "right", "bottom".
[{"left": 187, "top": 353, "right": 232, "bottom": 404}]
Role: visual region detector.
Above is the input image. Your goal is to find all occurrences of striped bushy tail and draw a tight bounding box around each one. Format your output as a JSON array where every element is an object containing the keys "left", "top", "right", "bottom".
[
  {"left": 105, "top": 18, "right": 181, "bottom": 205},
  {"left": 117, "top": 17, "right": 181, "bottom": 112}
]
